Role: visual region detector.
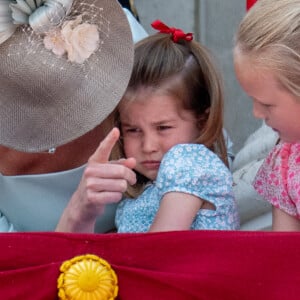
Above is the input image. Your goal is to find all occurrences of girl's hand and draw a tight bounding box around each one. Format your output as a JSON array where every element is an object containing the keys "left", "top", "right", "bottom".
[{"left": 56, "top": 128, "right": 136, "bottom": 233}]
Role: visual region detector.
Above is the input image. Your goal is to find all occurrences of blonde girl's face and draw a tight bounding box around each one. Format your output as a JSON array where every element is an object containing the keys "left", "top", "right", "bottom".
[
  {"left": 234, "top": 50, "right": 300, "bottom": 143},
  {"left": 119, "top": 92, "right": 200, "bottom": 181}
]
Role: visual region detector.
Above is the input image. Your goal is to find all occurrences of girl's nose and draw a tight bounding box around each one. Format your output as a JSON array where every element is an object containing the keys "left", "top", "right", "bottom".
[{"left": 142, "top": 133, "right": 158, "bottom": 153}]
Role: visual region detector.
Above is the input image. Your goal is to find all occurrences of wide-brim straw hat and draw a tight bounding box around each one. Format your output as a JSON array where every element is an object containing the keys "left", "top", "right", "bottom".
[{"left": 0, "top": 0, "right": 134, "bottom": 152}]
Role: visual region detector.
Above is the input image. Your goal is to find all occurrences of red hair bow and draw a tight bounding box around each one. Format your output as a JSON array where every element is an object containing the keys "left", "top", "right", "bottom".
[
  {"left": 151, "top": 20, "right": 193, "bottom": 43},
  {"left": 246, "top": 0, "right": 257, "bottom": 11}
]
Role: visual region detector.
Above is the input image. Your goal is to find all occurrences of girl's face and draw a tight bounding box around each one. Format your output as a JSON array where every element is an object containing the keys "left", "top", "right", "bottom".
[
  {"left": 234, "top": 51, "right": 300, "bottom": 143},
  {"left": 119, "top": 93, "right": 200, "bottom": 181}
]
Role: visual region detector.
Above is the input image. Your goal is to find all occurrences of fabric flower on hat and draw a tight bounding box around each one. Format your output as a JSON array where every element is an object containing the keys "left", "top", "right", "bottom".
[
  {"left": 44, "top": 29, "right": 67, "bottom": 57},
  {"left": 62, "top": 15, "right": 100, "bottom": 64},
  {"left": 44, "top": 15, "right": 100, "bottom": 64}
]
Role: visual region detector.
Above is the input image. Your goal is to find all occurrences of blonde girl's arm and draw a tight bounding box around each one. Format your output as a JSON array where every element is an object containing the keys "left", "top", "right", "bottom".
[
  {"left": 149, "top": 192, "right": 203, "bottom": 232},
  {"left": 272, "top": 206, "right": 300, "bottom": 231}
]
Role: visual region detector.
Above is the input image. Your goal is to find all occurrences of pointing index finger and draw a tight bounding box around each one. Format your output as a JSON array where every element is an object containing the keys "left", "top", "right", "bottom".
[{"left": 89, "top": 127, "right": 120, "bottom": 163}]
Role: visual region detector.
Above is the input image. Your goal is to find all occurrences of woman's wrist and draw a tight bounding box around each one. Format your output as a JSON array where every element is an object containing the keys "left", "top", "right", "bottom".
[
  {"left": 55, "top": 192, "right": 98, "bottom": 233},
  {"left": 55, "top": 212, "right": 96, "bottom": 233}
]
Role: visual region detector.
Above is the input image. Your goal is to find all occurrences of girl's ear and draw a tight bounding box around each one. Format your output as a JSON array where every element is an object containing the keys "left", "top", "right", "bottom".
[
  {"left": 196, "top": 108, "right": 210, "bottom": 130},
  {"left": 197, "top": 107, "right": 210, "bottom": 121}
]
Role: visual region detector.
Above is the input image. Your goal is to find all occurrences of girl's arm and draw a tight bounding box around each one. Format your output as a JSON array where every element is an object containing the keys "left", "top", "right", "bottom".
[
  {"left": 148, "top": 144, "right": 230, "bottom": 232},
  {"left": 272, "top": 206, "right": 300, "bottom": 231},
  {"left": 149, "top": 192, "right": 203, "bottom": 232}
]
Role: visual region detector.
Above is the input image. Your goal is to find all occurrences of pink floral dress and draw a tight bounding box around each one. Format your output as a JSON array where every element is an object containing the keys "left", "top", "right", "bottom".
[{"left": 253, "top": 142, "right": 300, "bottom": 218}]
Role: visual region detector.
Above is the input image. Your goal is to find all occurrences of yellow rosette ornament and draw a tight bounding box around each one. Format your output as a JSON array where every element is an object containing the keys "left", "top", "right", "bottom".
[{"left": 57, "top": 254, "right": 118, "bottom": 300}]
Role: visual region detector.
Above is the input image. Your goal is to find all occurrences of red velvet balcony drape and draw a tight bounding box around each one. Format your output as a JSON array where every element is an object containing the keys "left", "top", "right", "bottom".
[{"left": 1, "top": 231, "right": 300, "bottom": 300}]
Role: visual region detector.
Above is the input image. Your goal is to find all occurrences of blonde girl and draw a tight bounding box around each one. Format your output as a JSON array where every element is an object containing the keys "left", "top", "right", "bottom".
[{"left": 234, "top": 0, "right": 300, "bottom": 230}]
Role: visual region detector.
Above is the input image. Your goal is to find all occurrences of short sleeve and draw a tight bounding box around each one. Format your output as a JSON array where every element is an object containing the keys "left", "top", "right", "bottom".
[
  {"left": 289, "top": 172, "right": 300, "bottom": 217},
  {"left": 254, "top": 143, "right": 300, "bottom": 218},
  {"left": 155, "top": 144, "right": 233, "bottom": 205}
]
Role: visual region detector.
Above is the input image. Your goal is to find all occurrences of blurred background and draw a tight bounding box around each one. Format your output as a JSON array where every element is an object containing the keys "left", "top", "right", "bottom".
[{"left": 132, "top": 0, "right": 262, "bottom": 154}]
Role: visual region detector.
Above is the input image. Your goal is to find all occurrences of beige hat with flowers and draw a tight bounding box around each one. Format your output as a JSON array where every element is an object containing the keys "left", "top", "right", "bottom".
[{"left": 0, "top": 0, "right": 134, "bottom": 152}]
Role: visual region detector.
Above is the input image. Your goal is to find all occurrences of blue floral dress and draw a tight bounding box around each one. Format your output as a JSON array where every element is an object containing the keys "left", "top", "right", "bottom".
[{"left": 116, "top": 144, "right": 240, "bottom": 232}]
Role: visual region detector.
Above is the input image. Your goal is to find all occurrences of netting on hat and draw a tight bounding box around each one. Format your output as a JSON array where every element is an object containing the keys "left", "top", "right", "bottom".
[{"left": 4, "top": 0, "right": 112, "bottom": 78}]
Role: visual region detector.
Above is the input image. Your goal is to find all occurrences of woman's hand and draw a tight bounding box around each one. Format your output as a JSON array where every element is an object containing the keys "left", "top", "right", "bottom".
[{"left": 56, "top": 128, "right": 136, "bottom": 233}]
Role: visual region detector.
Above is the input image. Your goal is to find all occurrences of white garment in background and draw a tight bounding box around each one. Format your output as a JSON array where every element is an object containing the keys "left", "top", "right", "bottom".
[
  {"left": 123, "top": 8, "right": 148, "bottom": 42},
  {"left": 233, "top": 122, "right": 278, "bottom": 230}
]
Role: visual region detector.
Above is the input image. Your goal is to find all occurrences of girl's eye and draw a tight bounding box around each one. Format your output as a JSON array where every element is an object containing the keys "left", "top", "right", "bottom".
[
  {"left": 157, "top": 125, "right": 172, "bottom": 131},
  {"left": 253, "top": 98, "right": 273, "bottom": 108},
  {"left": 263, "top": 104, "right": 273, "bottom": 108},
  {"left": 123, "top": 127, "right": 141, "bottom": 136},
  {"left": 126, "top": 128, "right": 139, "bottom": 132}
]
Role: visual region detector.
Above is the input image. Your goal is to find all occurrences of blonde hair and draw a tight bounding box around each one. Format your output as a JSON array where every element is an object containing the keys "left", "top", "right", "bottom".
[
  {"left": 235, "top": 0, "right": 300, "bottom": 97},
  {"left": 113, "top": 32, "right": 228, "bottom": 197}
]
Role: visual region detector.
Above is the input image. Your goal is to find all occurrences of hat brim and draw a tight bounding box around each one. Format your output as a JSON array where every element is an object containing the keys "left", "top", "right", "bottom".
[{"left": 0, "top": 0, "right": 134, "bottom": 152}]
